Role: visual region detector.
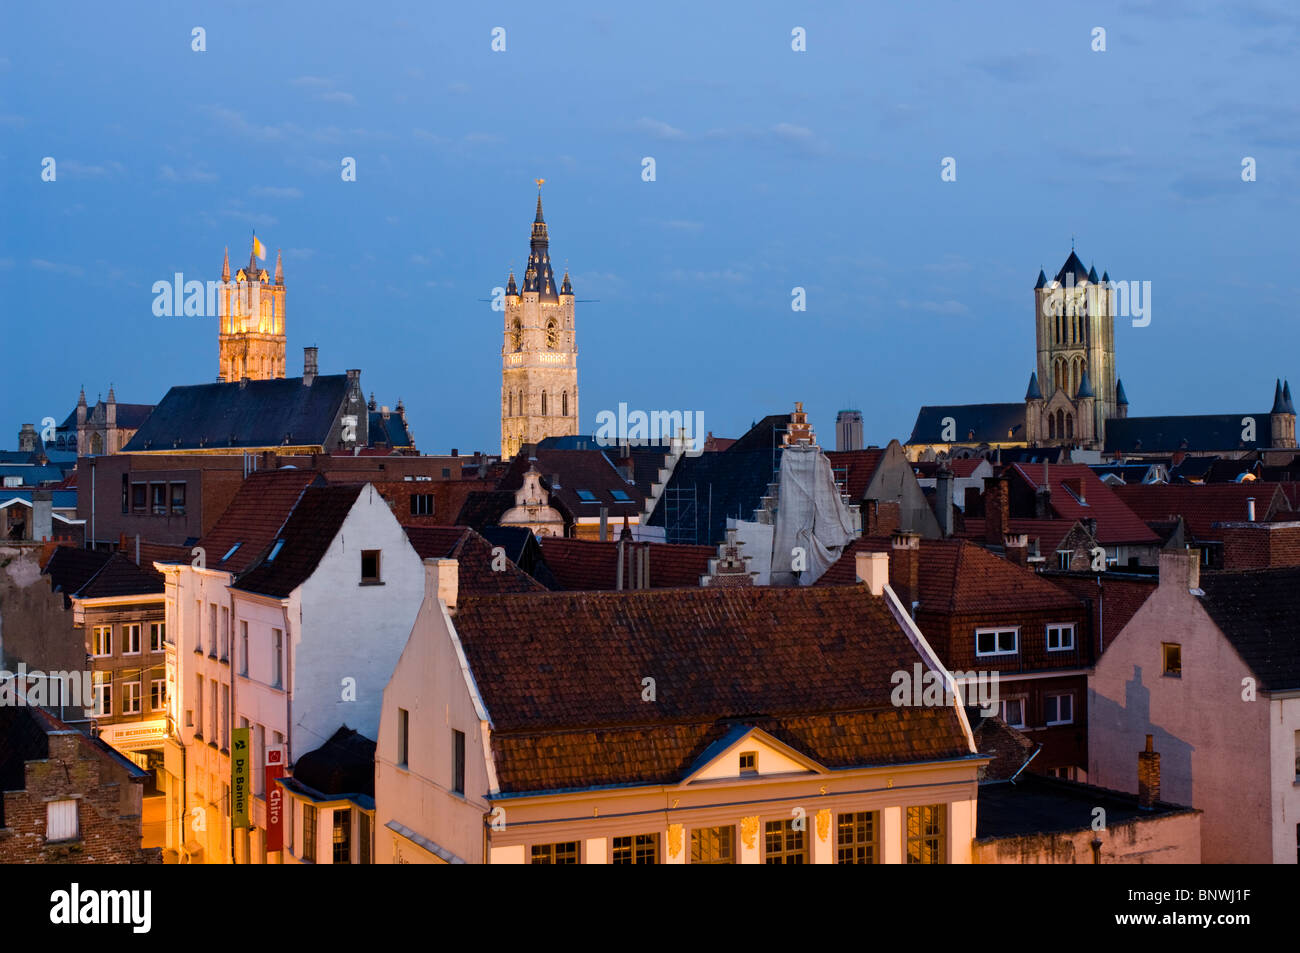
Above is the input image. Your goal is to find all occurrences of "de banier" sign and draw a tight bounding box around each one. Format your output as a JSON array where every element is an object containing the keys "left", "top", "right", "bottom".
[{"left": 264, "top": 746, "right": 286, "bottom": 852}]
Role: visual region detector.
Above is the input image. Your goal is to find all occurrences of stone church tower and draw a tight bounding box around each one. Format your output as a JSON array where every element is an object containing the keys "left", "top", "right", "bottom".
[
  {"left": 500, "top": 186, "right": 578, "bottom": 459},
  {"left": 1025, "top": 249, "right": 1121, "bottom": 449},
  {"left": 218, "top": 240, "right": 286, "bottom": 382}
]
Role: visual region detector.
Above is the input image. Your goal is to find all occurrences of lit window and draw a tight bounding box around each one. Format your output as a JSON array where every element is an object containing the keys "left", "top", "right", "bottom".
[
  {"left": 764, "top": 820, "right": 807, "bottom": 864},
  {"left": 906, "top": 804, "right": 945, "bottom": 864},
  {"left": 531, "top": 842, "right": 578, "bottom": 864},
  {"left": 611, "top": 833, "right": 658, "bottom": 864},
  {"left": 691, "top": 826, "right": 735, "bottom": 864},
  {"left": 91, "top": 626, "right": 112, "bottom": 657},
  {"left": 1162, "top": 642, "right": 1181, "bottom": 677}
]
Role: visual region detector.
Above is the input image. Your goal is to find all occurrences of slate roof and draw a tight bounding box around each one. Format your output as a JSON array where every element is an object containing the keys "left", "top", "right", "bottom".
[
  {"left": 233, "top": 484, "right": 364, "bottom": 598},
  {"left": 976, "top": 774, "right": 1193, "bottom": 840},
  {"left": 404, "top": 525, "right": 546, "bottom": 595},
  {"left": 74, "top": 552, "right": 164, "bottom": 599},
  {"left": 122, "top": 376, "right": 352, "bottom": 451},
  {"left": 825, "top": 449, "right": 885, "bottom": 499},
  {"left": 1011, "top": 464, "right": 1159, "bottom": 545},
  {"left": 1104, "top": 413, "right": 1272, "bottom": 453},
  {"left": 290, "top": 726, "right": 376, "bottom": 798},
  {"left": 42, "top": 546, "right": 111, "bottom": 604},
  {"left": 1112, "top": 482, "right": 1286, "bottom": 541},
  {"left": 817, "top": 537, "right": 1084, "bottom": 616},
  {"left": 451, "top": 585, "right": 975, "bottom": 794},
  {"left": 454, "top": 490, "right": 517, "bottom": 530},
  {"left": 196, "top": 469, "right": 317, "bottom": 574},
  {"left": 908, "top": 404, "right": 1026, "bottom": 445},
  {"left": 645, "top": 448, "right": 776, "bottom": 546},
  {"left": 536, "top": 537, "right": 716, "bottom": 591},
  {"left": 1199, "top": 567, "right": 1300, "bottom": 691},
  {"left": 367, "top": 410, "right": 412, "bottom": 449},
  {"left": 499, "top": 449, "right": 644, "bottom": 519},
  {"left": 727, "top": 414, "right": 793, "bottom": 455},
  {"left": 1054, "top": 250, "right": 1090, "bottom": 285}
]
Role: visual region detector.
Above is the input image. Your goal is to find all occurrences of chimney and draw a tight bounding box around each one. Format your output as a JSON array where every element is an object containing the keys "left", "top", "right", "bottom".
[
  {"left": 1158, "top": 548, "right": 1200, "bottom": 592},
  {"left": 1137, "top": 735, "right": 1160, "bottom": 810},
  {"left": 1246, "top": 497, "right": 1256, "bottom": 522},
  {"left": 855, "top": 550, "right": 889, "bottom": 596},
  {"left": 1004, "top": 533, "right": 1029, "bottom": 567},
  {"left": 424, "top": 557, "right": 458, "bottom": 611},
  {"left": 303, "top": 346, "right": 318, "bottom": 386},
  {"left": 17, "top": 423, "right": 38, "bottom": 453},
  {"left": 599, "top": 506, "right": 608, "bottom": 542},
  {"left": 31, "top": 489, "right": 53, "bottom": 543},
  {"left": 1035, "top": 463, "right": 1053, "bottom": 518},
  {"left": 451, "top": 448, "right": 458, "bottom": 457},
  {"left": 983, "top": 476, "right": 1008, "bottom": 548},
  {"left": 889, "top": 531, "right": 921, "bottom": 610},
  {"left": 936, "top": 464, "right": 954, "bottom": 537}
]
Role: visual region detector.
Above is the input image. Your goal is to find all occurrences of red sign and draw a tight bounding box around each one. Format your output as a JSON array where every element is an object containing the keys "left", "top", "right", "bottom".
[{"left": 264, "top": 747, "right": 286, "bottom": 852}]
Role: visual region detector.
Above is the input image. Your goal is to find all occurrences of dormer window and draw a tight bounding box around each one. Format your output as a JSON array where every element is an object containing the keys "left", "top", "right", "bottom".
[{"left": 739, "top": 751, "right": 757, "bottom": 774}]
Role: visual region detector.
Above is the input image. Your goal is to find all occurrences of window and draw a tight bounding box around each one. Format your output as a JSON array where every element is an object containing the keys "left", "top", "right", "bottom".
[
  {"left": 691, "top": 826, "right": 735, "bottom": 864},
  {"left": 764, "top": 819, "right": 807, "bottom": 864},
  {"left": 441, "top": 468, "right": 451, "bottom": 479},
  {"left": 531, "top": 842, "right": 579, "bottom": 864},
  {"left": 1057, "top": 550, "right": 1072, "bottom": 570},
  {"left": 240, "top": 621, "right": 249, "bottom": 676},
  {"left": 151, "top": 483, "right": 167, "bottom": 515},
  {"left": 360, "top": 550, "right": 381, "bottom": 584},
  {"left": 302, "top": 804, "right": 317, "bottom": 863},
  {"left": 562, "top": 391, "right": 568, "bottom": 417},
  {"left": 610, "top": 489, "right": 631, "bottom": 502},
  {"left": 1162, "top": 642, "right": 1181, "bottom": 677},
  {"left": 220, "top": 684, "right": 230, "bottom": 749},
  {"left": 194, "top": 676, "right": 203, "bottom": 737},
  {"left": 220, "top": 607, "right": 229, "bottom": 661},
  {"left": 151, "top": 679, "right": 166, "bottom": 711},
  {"left": 91, "top": 625, "right": 112, "bottom": 657},
  {"left": 209, "top": 603, "right": 218, "bottom": 656},
  {"left": 46, "top": 800, "right": 78, "bottom": 842},
  {"left": 333, "top": 809, "right": 352, "bottom": 864},
  {"left": 410, "top": 494, "right": 434, "bottom": 516},
  {"left": 123, "top": 623, "right": 141, "bottom": 656},
  {"left": 170, "top": 482, "right": 186, "bottom": 515},
  {"left": 271, "top": 629, "right": 283, "bottom": 688},
  {"left": 975, "top": 628, "right": 1018, "bottom": 657},
  {"left": 611, "top": 833, "right": 659, "bottom": 864},
  {"left": 1045, "top": 692, "right": 1074, "bottom": 725},
  {"left": 575, "top": 489, "right": 597, "bottom": 502},
  {"left": 546, "top": 319, "right": 557, "bottom": 349},
  {"left": 209, "top": 678, "right": 217, "bottom": 745},
  {"left": 1047, "top": 624, "right": 1075, "bottom": 652},
  {"left": 452, "top": 729, "right": 465, "bottom": 795},
  {"left": 359, "top": 812, "right": 372, "bottom": 865},
  {"left": 92, "top": 674, "right": 111, "bottom": 717},
  {"left": 221, "top": 543, "right": 242, "bottom": 563},
  {"left": 397, "top": 708, "right": 409, "bottom": 767},
  {"left": 541, "top": 392, "right": 547, "bottom": 416},
  {"left": 123, "top": 680, "right": 142, "bottom": 715},
  {"left": 1001, "top": 696, "right": 1027, "bottom": 728},
  {"left": 131, "top": 483, "right": 147, "bottom": 513},
  {"left": 739, "top": 751, "right": 757, "bottom": 774},
  {"left": 837, "top": 811, "right": 878, "bottom": 864},
  {"left": 266, "top": 539, "right": 285, "bottom": 562},
  {"left": 121, "top": 475, "right": 129, "bottom": 514},
  {"left": 194, "top": 600, "right": 202, "bottom": 653},
  {"left": 1295, "top": 730, "right": 1300, "bottom": 781},
  {"left": 150, "top": 622, "right": 165, "bottom": 652},
  {"left": 906, "top": 804, "right": 945, "bottom": 864}
]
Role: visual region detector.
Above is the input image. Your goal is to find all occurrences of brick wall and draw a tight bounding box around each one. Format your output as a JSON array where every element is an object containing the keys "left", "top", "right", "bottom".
[{"left": 1220, "top": 521, "right": 1300, "bottom": 569}]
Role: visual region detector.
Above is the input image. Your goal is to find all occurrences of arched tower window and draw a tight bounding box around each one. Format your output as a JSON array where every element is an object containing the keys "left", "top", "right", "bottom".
[
  {"left": 562, "top": 390, "right": 568, "bottom": 417},
  {"left": 546, "top": 319, "right": 558, "bottom": 350},
  {"left": 1066, "top": 414, "right": 1074, "bottom": 440},
  {"left": 1049, "top": 414, "right": 1057, "bottom": 439},
  {"left": 541, "top": 392, "right": 547, "bottom": 416},
  {"left": 511, "top": 319, "right": 522, "bottom": 352},
  {"left": 508, "top": 392, "right": 513, "bottom": 416}
]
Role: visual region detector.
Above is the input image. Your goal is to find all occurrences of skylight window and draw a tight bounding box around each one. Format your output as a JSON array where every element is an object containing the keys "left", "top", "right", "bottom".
[
  {"left": 266, "top": 539, "right": 285, "bottom": 562},
  {"left": 576, "top": 490, "right": 598, "bottom": 502},
  {"left": 610, "top": 490, "right": 632, "bottom": 502},
  {"left": 220, "top": 543, "right": 242, "bottom": 562}
]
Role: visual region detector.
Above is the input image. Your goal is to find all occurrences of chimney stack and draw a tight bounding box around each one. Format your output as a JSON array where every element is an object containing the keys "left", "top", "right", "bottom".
[
  {"left": 424, "top": 557, "right": 458, "bottom": 611},
  {"left": 303, "top": 346, "right": 318, "bottom": 386},
  {"left": 1004, "top": 533, "right": 1029, "bottom": 567},
  {"left": 1158, "top": 548, "right": 1200, "bottom": 592},
  {"left": 1137, "top": 735, "right": 1160, "bottom": 810},
  {"left": 31, "top": 489, "right": 53, "bottom": 543},
  {"left": 889, "top": 531, "right": 921, "bottom": 610},
  {"left": 599, "top": 506, "right": 608, "bottom": 542},
  {"left": 983, "top": 476, "right": 1009, "bottom": 548},
  {"left": 936, "top": 463, "right": 954, "bottom": 537},
  {"left": 1246, "top": 496, "right": 1256, "bottom": 522},
  {"left": 855, "top": 550, "right": 889, "bottom": 596}
]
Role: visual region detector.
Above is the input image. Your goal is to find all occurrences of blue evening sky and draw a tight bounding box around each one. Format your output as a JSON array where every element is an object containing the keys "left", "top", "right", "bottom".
[{"left": 3, "top": 1, "right": 1297, "bottom": 452}]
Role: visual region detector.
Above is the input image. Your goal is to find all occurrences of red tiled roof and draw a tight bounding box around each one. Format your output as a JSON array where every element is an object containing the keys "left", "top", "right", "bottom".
[
  {"left": 451, "top": 585, "right": 973, "bottom": 793},
  {"left": 959, "top": 517, "right": 1083, "bottom": 556},
  {"left": 1012, "top": 463, "right": 1159, "bottom": 545},
  {"left": 198, "top": 469, "right": 316, "bottom": 574},
  {"left": 826, "top": 449, "right": 885, "bottom": 499},
  {"left": 818, "top": 537, "right": 1084, "bottom": 615},
  {"left": 538, "top": 537, "right": 716, "bottom": 590},
  {"left": 235, "top": 485, "right": 363, "bottom": 597},
  {"left": 1112, "top": 482, "right": 1287, "bottom": 541},
  {"left": 950, "top": 458, "right": 987, "bottom": 478},
  {"left": 1044, "top": 572, "right": 1157, "bottom": 652},
  {"left": 404, "top": 526, "right": 546, "bottom": 595}
]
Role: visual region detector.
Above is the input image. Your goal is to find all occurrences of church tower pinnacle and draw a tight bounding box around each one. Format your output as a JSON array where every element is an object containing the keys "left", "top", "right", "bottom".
[
  {"left": 501, "top": 182, "right": 578, "bottom": 458},
  {"left": 218, "top": 236, "right": 286, "bottom": 382}
]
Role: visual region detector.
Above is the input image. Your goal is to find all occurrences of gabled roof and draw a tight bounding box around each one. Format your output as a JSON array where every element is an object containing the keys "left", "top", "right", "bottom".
[
  {"left": 196, "top": 469, "right": 317, "bottom": 574},
  {"left": 1198, "top": 567, "right": 1300, "bottom": 691},
  {"left": 1011, "top": 463, "right": 1160, "bottom": 544},
  {"left": 123, "top": 376, "right": 353, "bottom": 451},
  {"left": 234, "top": 484, "right": 364, "bottom": 597},
  {"left": 908, "top": 404, "right": 1025, "bottom": 445},
  {"left": 499, "top": 449, "right": 644, "bottom": 518},
  {"left": 1043, "top": 571, "right": 1156, "bottom": 651},
  {"left": 290, "top": 726, "right": 376, "bottom": 799},
  {"left": 824, "top": 449, "right": 885, "bottom": 499},
  {"left": 74, "top": 552, "right": 164, "bottom": 600},
  {"left": 644, "top": 448, "right": 776, "bottom": 546},
  {"left": 1111, "top": 482, "right": 1286, "bottom": 541},
  {"left": 367, "top": 410, "right": 412, "bottom": 449},
  {"left": 452, "top": 585, "right": 973, "bottom": 794},
  {"left": 537, "top": 537, "right": 716, "bottom": 590},
  {"left": 404, "top": 525, "right": 546, "bottom": 595},
  {"left": 42, "top": 546, "right": 111, "bottom": 603},
  {"left": 1104, "top": 413, "right": 1271, "bottom": 453},
  {"left": 727, "top": 414, "right": 793, "bottom": 454},
  {"left": 958, "top": 516, "right": 1085, "bottom": 556}
]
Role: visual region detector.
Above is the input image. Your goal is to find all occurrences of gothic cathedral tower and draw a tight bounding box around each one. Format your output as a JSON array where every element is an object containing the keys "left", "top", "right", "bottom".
[
  {"left": 1027, "top": 249, "right": 1118, "bottom": 448},
  {"left": 218, "top": 239, "right": 286, "bottom": 382},
  {"left": 500, "top": 185, "right": 578, "bottom": 459}
]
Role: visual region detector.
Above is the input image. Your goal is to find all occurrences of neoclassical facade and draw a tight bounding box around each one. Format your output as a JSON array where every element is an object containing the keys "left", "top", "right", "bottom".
[{"left": 500, "top": 187, "right": 579, "bottom": 459}]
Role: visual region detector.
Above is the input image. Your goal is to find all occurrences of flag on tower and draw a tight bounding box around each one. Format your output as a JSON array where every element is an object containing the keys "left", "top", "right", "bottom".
[{"left": 252, "top": 235, "right": 267, "bottom": 260}]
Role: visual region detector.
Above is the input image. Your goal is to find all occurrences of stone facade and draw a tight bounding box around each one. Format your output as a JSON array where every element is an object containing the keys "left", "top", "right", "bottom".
[
  {"left": 218, "top": 242, "right": 286, "bottom": 382},
  {"left": 501, "top": 189, "right": 578, "bottom": 458}
]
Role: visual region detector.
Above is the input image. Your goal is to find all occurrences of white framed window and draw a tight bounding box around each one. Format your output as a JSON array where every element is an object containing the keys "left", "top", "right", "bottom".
[
  {"left": 91, "top": 625, "right": 112, "bottom": 658},
  {"left": 220, "top": 684, "right": 230, "bottom": 750},
  {"left": 272, "top": 628, "right": 283, "bottom": 688},
  {"left": 1000, "top": 696, "right": 1027, "bottom": 728},
  {"left": 123, "top": 680, "right": 142, "bottom": 715},
  {"left": 1056, "top": 550, "right": 1072, "bottom": 570},
  {"left": 239, "top": 621, "right": 249, "bottom": 676},
  {"left": 209, "top": 603, "right": 218, "bottom": 656},
  {"left": 975, "top": 627, "right": 1018, "bottom": 657},
  {"left": 151, "top": 679, "right": 166, "bottom": 711},
  {"left": 220, "top": 607, "right": 230, "bottom": 661},
  {"left": 46, "top": 800, "right": 79, "bottom": 842},
  {"left": 1045, "top": 692, "right": 1074, "bottom": 725},
  {"left": 123, "top": 623, "right": 141, "bottom": 656},
  {"left": 1047, "top": 623, "right": 1075, "bottom": 652},
  {"left": 93, "top": 674, "right": 112, "bottom": 717},
  {"left": 150, "top": 622, "right": 165, "bottom": 652}
]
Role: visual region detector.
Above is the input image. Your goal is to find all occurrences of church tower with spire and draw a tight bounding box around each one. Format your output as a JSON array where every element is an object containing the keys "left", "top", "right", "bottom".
[
  {"left": 500, "top": 184, "right": 578, "bottom": 458},
  {"left": 218, "top": 239, "right": 286, "bottom": 382}
]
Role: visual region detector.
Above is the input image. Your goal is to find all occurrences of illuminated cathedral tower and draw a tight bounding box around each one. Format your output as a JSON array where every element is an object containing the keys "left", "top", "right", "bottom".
[
  {"left": 500, "top": 183, "right": 578, "bottom": 459},
  {"left": 218, "top": 239, "right": 286, "bottom": 382}
]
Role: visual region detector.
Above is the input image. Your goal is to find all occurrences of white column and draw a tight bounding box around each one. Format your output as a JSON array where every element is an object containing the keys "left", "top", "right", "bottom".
[
  {"left": 586, "top": 837, "right": 607, "bottom": 864},
  {"left": 882, "top": 806, "right": 903, "bottom": 863},
  {"left": 948, "top": 799, "right": 976, "bottom": 864}
]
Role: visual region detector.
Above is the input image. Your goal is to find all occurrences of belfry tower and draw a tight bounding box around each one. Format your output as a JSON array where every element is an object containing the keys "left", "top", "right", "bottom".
[
  {"left": 500, "top": 183, "right": 578, "bottom": 459},
  {"left": 218, "top": 239, "right": 286, "bottom": 382}
]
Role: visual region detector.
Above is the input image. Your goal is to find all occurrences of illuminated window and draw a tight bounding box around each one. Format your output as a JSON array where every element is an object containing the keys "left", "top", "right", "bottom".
[
  {"left": 691, "top": 826, "right": 735, "bottom": 864},
  {"left": 611, "top": 834, "right": 658, "bottom": 864},
  {"left": 1162, "top": 642, "right": 1181, "bottom": 677},
  {"left": 764, "top": 820, "right": 807, "bottom": 864},
  {"left": 531, "top": 842, "right": 578, "bottom": 864},
  {"left": 906, "top": 804, "right": 945, "bottom": 864},
  {"left": 837, "top": 811, "right": 878, "bottom": 864}
]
